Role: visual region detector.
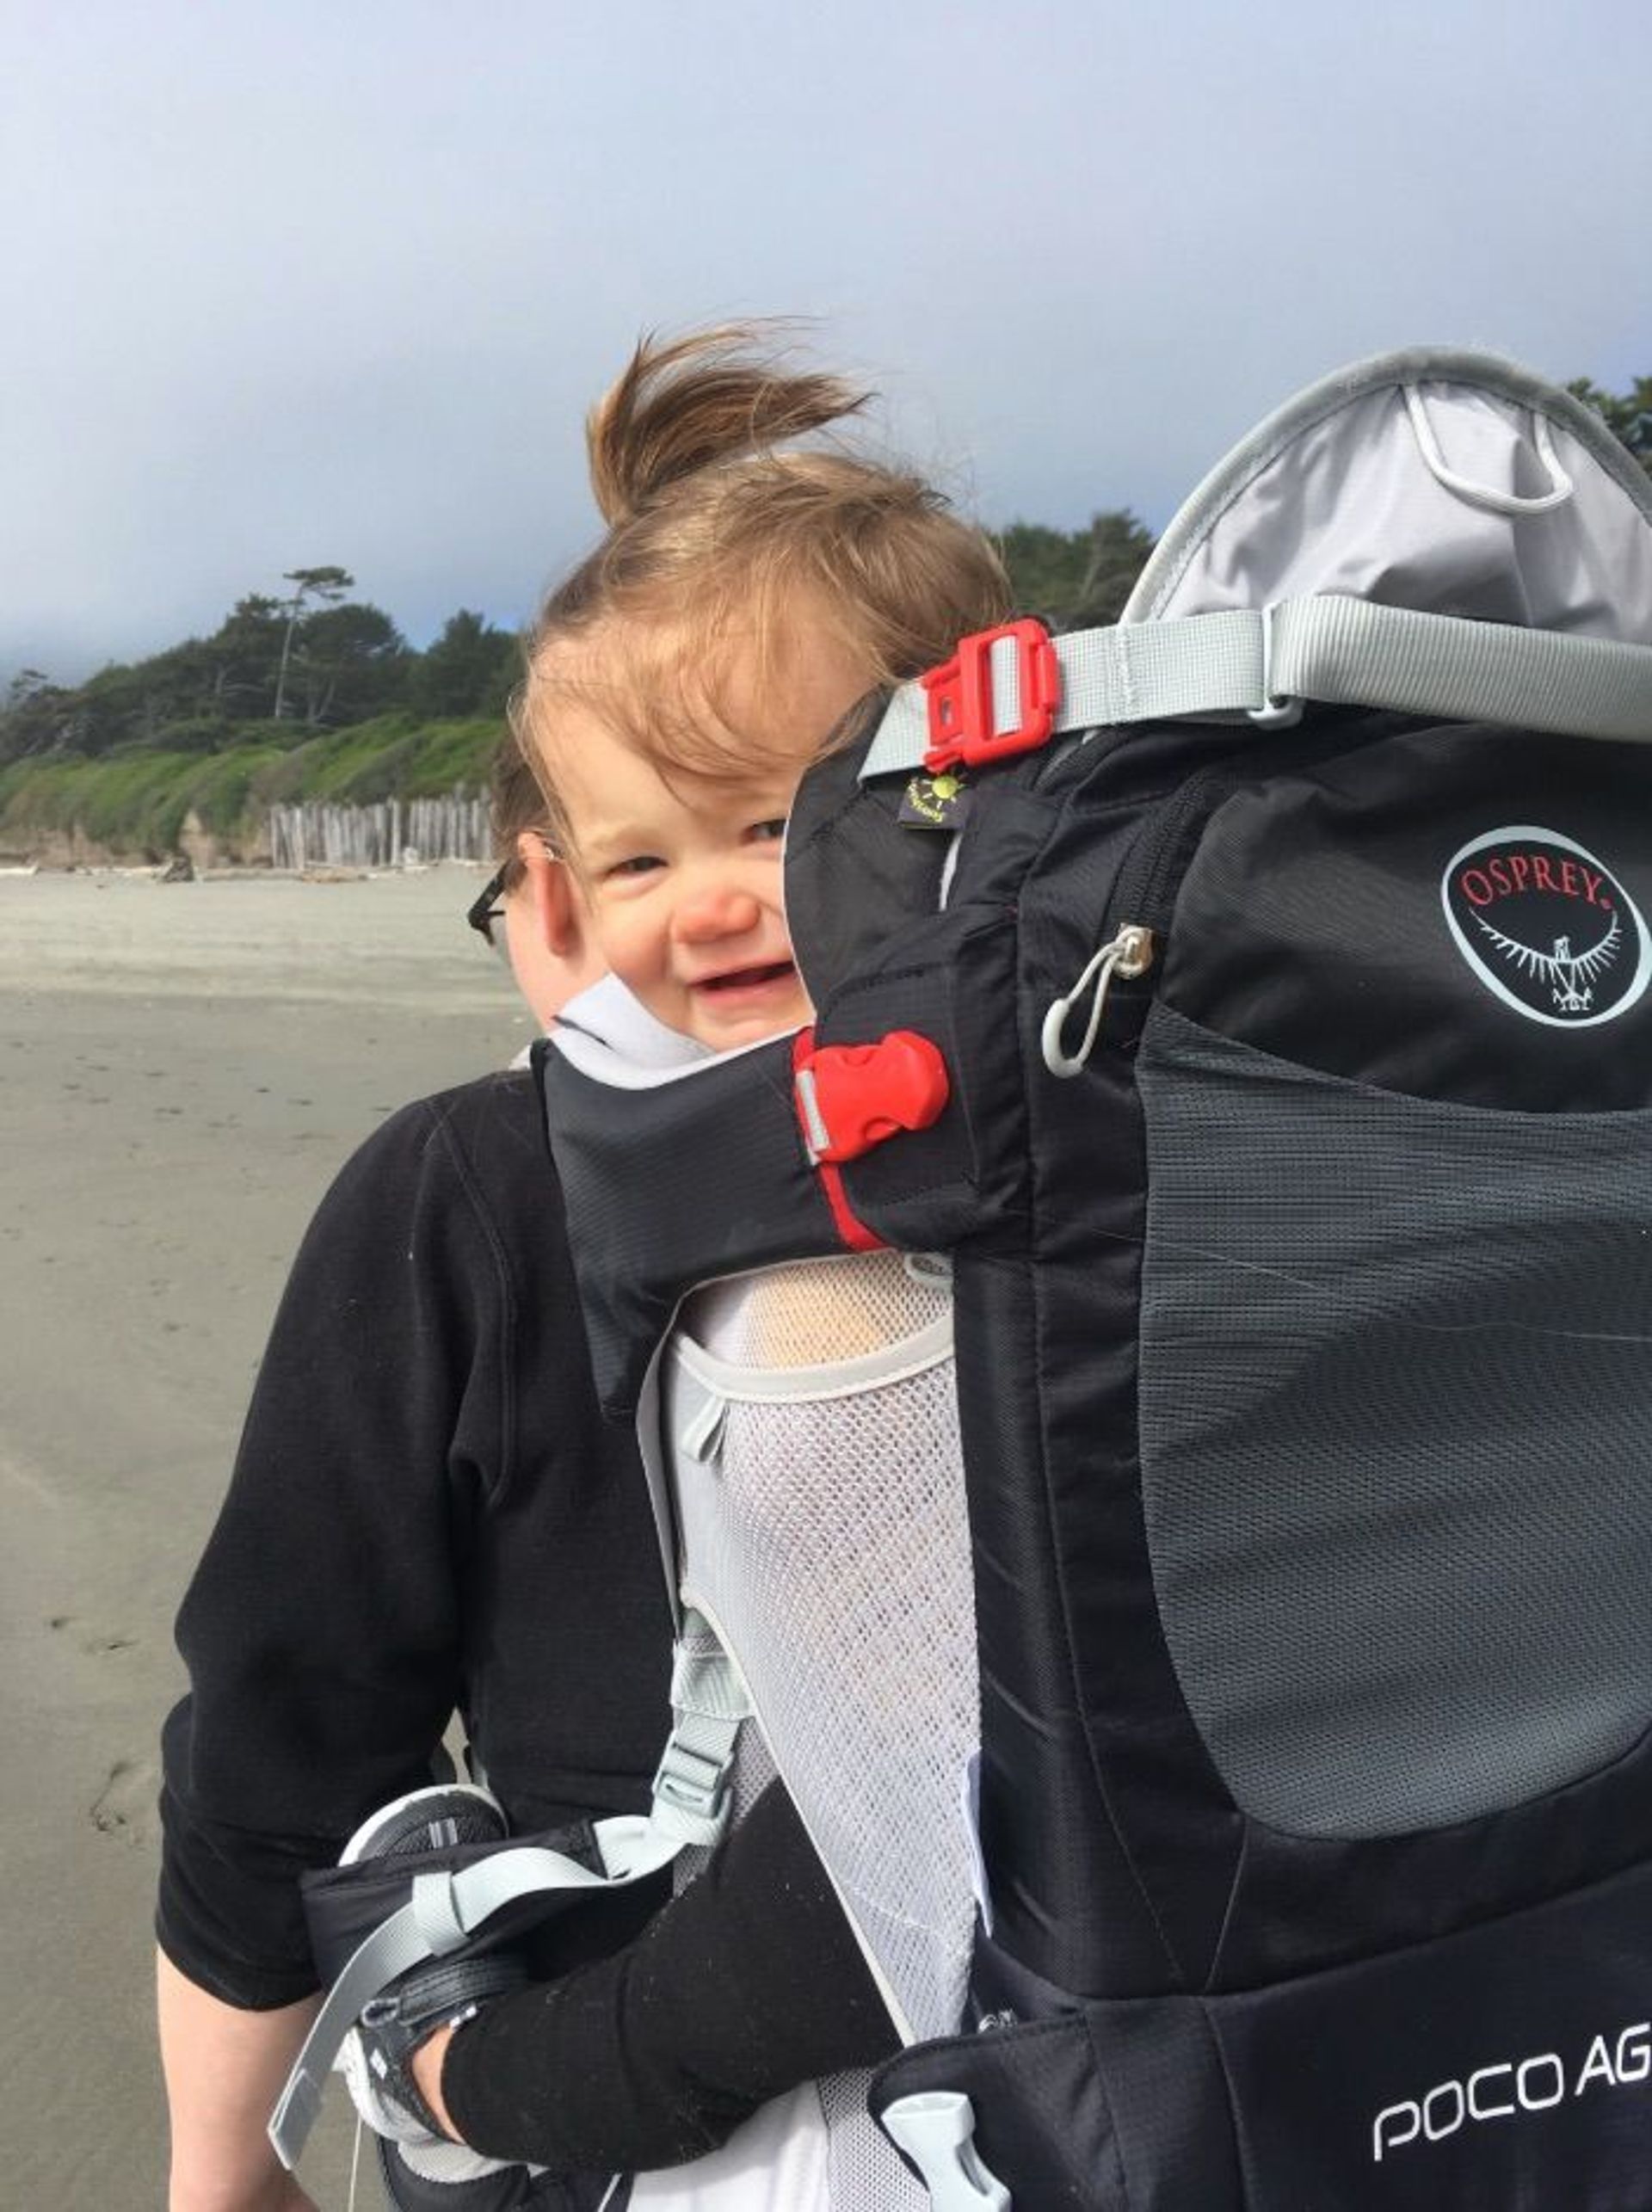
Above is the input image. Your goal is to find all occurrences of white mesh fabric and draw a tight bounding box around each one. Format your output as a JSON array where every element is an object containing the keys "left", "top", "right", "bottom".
[
  {"left": 818, "top": 2068, "right": 928, "bottom": 2210},
  {"left": 688, "top": 1254, "right": 947, "bottom": 1367},
  {"left": 667, "top": 1254, "right": 978, "bottom": 2046}
]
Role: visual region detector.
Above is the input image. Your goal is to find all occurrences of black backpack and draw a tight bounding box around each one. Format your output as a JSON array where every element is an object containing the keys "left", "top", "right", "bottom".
[
  {"left": 281, "top": 348, "right": 1652, "bottom": 2209},
  {"left": 549, "top": 348, "right": 1652, "bottom": 2209}
]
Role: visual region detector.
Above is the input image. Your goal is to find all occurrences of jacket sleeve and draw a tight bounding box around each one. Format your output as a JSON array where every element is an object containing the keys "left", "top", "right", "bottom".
[
  {"left": 442, "top": 1776, "right": 898, "bottom": 2172},
  {"left": 157, "top": 1079, "right": 666, "bottom": 2006}
]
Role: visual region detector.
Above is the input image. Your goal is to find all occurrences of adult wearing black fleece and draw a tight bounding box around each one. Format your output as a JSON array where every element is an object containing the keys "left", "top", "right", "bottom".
[{"left": 157, "top": 1070, "right": 891, "bottom": 2205}]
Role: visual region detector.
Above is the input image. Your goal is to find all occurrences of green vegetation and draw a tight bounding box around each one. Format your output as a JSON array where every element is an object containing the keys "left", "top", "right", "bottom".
[
  {"left": 0, "top": 716, "right": 503, "bottom": 861},
  {"left": 997, "top": 510, "right": 1157, "bottom": 627},
  {"left": 1568, "top": 376, "right": 1652, "bottom": 471},
  {"left": 5, "top": 371, "right": 1645, "bottom": 861},
  {"left": 1, "top": 579, "right": 521, "bottom": 858}
]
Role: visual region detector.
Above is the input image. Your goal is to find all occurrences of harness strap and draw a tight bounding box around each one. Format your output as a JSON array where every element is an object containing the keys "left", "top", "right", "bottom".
[
  {"left": 649, "top": 1609, "right": 751, "bottom": 1845},
  {"left": 861, "top": 597, "right": 1652, "bottom": 781},
  {"left": 268, "top": 1816, "right": 681, "bottom": 2169},
  {"left": 270, "top": 1612, "right": 749, "bottom": 2172}
]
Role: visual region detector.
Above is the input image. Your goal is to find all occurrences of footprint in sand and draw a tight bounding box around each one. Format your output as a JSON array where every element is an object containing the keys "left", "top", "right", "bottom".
[{"left": 90, "top": 1758, "right": 158, "bottom": 1847}]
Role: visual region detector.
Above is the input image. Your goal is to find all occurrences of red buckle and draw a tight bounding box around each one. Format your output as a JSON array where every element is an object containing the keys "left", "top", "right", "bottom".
[
  {"left": 921, "top": 618, "right": 1060, "bottom": 773},
  {"left": 793, "top": 1029, "right": 950, "bottom": 1167}
]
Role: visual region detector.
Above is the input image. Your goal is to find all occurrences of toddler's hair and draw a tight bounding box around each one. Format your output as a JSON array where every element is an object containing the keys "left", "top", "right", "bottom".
[{"left": 513, "top": 323, "right": 1009, "bottom": 840}]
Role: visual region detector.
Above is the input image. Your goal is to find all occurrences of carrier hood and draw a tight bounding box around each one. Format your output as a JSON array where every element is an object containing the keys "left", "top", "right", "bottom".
[{"left": 1122, "top": 347, "right": 1652, "bottom": 642}]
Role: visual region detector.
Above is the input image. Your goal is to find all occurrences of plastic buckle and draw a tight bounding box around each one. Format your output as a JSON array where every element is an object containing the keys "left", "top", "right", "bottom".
[
  {"left": 651, "top": 1735, "right": 730, "bottom": 1826},
  {"left": 794, "top": 1031, "right": 950, "bottom": 1166},
  {"left": 880, "top": 2092, "right": 1011, "bottom": 2211},
  {"left": 922, "top": 617, "right": 1061, "bottom": 773}
]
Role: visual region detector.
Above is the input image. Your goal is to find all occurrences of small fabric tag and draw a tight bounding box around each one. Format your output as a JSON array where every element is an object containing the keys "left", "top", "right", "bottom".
[
  {"left": 898, "top": 769, "right": 972, "bottom": 831},
  {"left": 960, "top": 1749, "right": 993, "bottom": 1937}
]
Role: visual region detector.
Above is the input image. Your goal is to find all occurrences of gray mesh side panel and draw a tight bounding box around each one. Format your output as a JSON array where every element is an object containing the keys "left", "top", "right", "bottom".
[
  {"left": 664, "top": 1736, "right": 925, "bottom": 2206},
  {"left": 818, "top": 2068, "right": 927, "bottom": 2210},
  {"left": 666, "top": 1270, "right": 978, "bottom": 2044},
  {"left": 1137, "top": 1002, "right": 1652, "bottom": 1839}
]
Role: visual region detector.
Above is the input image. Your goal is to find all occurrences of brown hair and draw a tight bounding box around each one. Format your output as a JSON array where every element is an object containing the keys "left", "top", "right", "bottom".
[
  {"left": 485, "top": 730, "right": 548, "bottom": 895},
  {"left": 514, "top": 324, "right": 1009, "bottom": 848}
]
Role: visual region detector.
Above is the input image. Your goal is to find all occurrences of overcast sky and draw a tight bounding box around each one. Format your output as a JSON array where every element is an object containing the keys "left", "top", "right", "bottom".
[{"left": 4, "top": 0, "right": 1647, "bottom": 684}]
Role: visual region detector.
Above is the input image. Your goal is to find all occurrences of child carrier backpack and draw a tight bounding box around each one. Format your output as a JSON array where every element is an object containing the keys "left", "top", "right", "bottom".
[
  {"left": 278, "top": 348, "right": 1652, "bottom": 2209},
  {"left": 539, "top": 347, "right": 1652, "bottom": 2211}
]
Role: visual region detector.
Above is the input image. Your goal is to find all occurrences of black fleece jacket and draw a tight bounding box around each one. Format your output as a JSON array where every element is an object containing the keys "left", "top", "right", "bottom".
[{"left": 157, "top": 1069, "right": 891, "bottom": 2172}]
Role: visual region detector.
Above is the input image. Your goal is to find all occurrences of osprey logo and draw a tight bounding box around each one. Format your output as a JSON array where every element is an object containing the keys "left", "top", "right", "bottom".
[{"left": 1441, "top": 828, "right": 1649, "bottom": 1027}]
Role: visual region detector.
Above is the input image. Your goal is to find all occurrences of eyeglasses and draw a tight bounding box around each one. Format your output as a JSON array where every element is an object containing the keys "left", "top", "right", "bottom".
[{"left": 466, "top": 866, "right": 511, "bottom": 960}]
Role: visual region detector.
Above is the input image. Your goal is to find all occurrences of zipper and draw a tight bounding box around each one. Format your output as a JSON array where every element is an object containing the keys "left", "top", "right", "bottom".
[
  {"left": 1038, "top": 764, "right": 1237, "bottom": 1075},
  {"left": 1106, "top": 762, "right": 1233, "bottom": 929},
  {"left": 1034, "top": 711, "right": 1383, "bottom": 1074},
  {"left": 1040, "top": 923, "right": 1156, "bottom": 1077}
]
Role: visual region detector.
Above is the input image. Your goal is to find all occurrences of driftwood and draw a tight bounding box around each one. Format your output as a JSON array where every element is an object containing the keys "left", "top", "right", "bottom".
[{"left": 267, "top": 791, "right": 489, "bottom": 872}]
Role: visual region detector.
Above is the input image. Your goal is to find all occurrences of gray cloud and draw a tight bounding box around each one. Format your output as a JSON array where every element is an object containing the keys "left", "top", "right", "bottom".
[{"left": 4, "top": 0, "right": 1647, "bottom": 681}]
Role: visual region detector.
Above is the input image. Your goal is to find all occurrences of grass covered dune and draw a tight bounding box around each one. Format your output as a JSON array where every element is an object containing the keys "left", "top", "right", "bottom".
[{"left": 0, "top": 712, "right": 502, "bottom": 865}]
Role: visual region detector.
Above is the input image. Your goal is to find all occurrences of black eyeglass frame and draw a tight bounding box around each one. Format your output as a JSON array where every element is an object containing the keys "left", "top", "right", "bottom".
[{"left": 466, "top": 865, "right": 511, "bottom": 949}]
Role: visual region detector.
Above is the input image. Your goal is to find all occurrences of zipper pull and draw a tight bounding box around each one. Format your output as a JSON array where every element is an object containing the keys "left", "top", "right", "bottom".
[{"left": 1040, "top": 923, "right": 1156, "bottom": 1078}]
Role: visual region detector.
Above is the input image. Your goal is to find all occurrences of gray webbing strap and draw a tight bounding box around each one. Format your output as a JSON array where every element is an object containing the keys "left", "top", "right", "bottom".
[
  {"left": 1268, "top": 597, "right": 1652, "bottom": 740},
  {"left": 860, "top": 598, "right": 1652, "bottom": 780},
  {"left": 649, "top": 1606, "right": 751, "bottom": 1846},
  {"left": 268, "top": 1816, "right": 682, "bottom": 2168}
]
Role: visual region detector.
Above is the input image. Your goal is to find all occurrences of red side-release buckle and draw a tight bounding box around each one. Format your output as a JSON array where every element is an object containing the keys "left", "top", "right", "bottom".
[
  {"left": 793, "top": 1029, "right": 950, "bottom": 1166},
  {"left": 922, "top": 617, "right": 1060, "bottom": 773}
]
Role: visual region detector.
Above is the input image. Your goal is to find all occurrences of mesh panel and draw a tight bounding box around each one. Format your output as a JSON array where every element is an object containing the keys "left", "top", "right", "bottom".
[
  {"left": 1137, "top": 1001, "right": 1652, "bottom": 1838},
  {"left": 667, "top": 1257, "right": 978, "bottom": 2043},
  {"left": 689, "top": 1254, "right": 946, "bottom": 1366},
  {"left": 818, "top": 2068, "right": 928, "bottom": 2210}
]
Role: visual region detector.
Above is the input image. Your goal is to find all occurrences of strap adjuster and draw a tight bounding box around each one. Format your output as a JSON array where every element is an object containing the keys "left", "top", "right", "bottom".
[
  {"left": 652, "top": 1735, "right": 730, "bottom": 1825},
  {"left": 922, "top": 617, "right": 1060, "bottom": 773},
  {"left": 794, "top": 1030, "right": 950, "bottom": 1166}
]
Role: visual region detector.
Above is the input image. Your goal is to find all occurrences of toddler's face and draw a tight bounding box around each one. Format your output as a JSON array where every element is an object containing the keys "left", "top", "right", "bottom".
[{"left": 540, "top": 624, "right": 870, "bottom": 1051}]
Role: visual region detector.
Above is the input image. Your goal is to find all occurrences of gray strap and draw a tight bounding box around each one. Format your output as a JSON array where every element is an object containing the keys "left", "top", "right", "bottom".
[
  {"left": 650, "top": 1607, "right": 750, "bottom": 1845},
  {"left": 268, "top": 1817, "right": 682, "bottom": 2169},
  {"left": 643, "top": 1367, "right": 750, "bottom": 1849},
  {"left": 863, "top": 612, "right": 1266, "bottom": 774},
  {"left": 861, "top": 598, "right": 1652, "bottom": 779},
  {"left": 1269, "top": 596, "right": 1652, "bottom": 740}
]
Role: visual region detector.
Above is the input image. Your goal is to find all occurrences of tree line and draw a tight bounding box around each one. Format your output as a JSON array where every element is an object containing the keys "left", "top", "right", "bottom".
[
  {"left": 2, "top": 526, "right": 1160, "bottom": 771},
  {"left": 4, "top": 373, "right": 1646, "bottom": 777},
  {"left": 1, "top": 568, "right": 521, "bottom": 767}
]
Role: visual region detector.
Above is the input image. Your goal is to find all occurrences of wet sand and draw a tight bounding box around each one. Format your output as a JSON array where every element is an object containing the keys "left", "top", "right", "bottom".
[{"left": 0, "top": 868, "right": 532, "bottom": 2208}]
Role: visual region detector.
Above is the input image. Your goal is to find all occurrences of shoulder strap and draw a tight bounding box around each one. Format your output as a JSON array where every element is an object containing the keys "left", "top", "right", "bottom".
[
  {"left": 862, "top": 597, "right": 1652, "bottom": 782},
  {"left": 268, "top": 1817, "right": 683, "bottom": 2169}
]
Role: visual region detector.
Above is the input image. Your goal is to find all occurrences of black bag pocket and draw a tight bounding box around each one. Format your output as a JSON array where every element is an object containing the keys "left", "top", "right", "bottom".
[
  {"left": 1137, "top": 1002, "right": 1652, "bottom": 1841},
  {"left": 869, "top": 1997, "right": 1238, "bottom": 2210},
  {"left": 872, "top": 1858, "right": 1652, "bottom": 2210}
]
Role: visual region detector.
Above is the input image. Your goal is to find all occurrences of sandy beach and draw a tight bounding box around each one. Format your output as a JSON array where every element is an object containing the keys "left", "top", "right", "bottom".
[{"left": 0, "top": 867, "right": 533, "bottom": 2207}]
